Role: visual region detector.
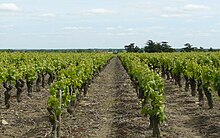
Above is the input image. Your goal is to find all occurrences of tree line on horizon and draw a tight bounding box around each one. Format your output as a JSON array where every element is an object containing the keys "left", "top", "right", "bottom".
[{"left": 124, "top": 40, "right": 218, "bottom": 53}]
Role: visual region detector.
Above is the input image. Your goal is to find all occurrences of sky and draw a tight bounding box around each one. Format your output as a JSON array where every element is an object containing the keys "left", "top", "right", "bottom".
[{"left": 0, "top": 0, "right": 220, "bottom": 49}]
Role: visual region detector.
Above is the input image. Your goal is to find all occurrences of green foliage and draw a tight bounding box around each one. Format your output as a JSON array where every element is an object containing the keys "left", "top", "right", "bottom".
[
  {"left": 47, "top": 53, "right": 113, "bottom": 123},
  {"left": 213, "top": 69, "right": 220, "bottom": 92},
  {"left": 119, "top": 53, "right": 166, "bottom": 123}
]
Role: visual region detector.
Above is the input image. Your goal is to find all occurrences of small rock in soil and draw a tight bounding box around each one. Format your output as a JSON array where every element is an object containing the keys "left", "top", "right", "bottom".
[{"left": 2, "top": 119, "right": 9, "bottom": 125}]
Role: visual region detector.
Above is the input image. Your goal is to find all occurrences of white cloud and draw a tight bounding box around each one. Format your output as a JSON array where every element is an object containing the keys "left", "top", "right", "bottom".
[
  {"left": 63, "top": 26, "right": 92, "bottom": 30},
  {"left": 170, "top": 0, "right": 187, "bottom": 2},
  {"left": 161, "top": 7, "right": 186, "bottom": 18},
  {"left": 183, "top": 4, "right": 209, "bottom": 11},
  {"left": 19, "top": 33, "right": 36, "bottom": 36},
  {"left": 106, "top": 27, "right": 115, "bottom": 30},
  {"left": 148, "top": 26, "right": 167, "bottom": 30},
  {"left": 184, "top": 31, "right": 211, "bottom": 37},
  {"left": 0, "top": 3, "right": 21, "bottom": 12},
  {"left": 105, "top": 26, "right": 122, "bottom": 30},
  {"left": 39, "top": 13, "right": 56, "bottom": 17},
  {"left": 127, "top": 28, "right": 135, "bottom": 31},
  {"left": 0, "top": 24, "right": 14, "bottom": 29},
  {"left": 161, "top": 13, "right": 188, "bottom": 18},
  {"left": 161, "top": 4, "right": 209, "bottom": 18},
  {"left": 184, "top": 33, "right": 194, "bottom": 37},
  {"left": 86, "top": 8, "right": 117, "bottom": 15},
  {"left": 210, "top": 29, "right": 220, "bottom": 33},
  {"left": 63, "top": 26, "right": 93, "bottom": 32},
  {"left": 0, "top": 33, "right": 7, "bottom": 35},
  {"left": 115, "top": 32, "right": 134, "bottom": 36},
  {"left": 100, "top": 32, "right": 134, "bottom": 36}
]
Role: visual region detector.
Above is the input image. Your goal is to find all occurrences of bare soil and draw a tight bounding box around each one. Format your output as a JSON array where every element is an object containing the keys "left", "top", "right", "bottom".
[
  {"left": 161, "top": 80, "right": 220, "bottom": 138},
  {"left": 0, "top": 57, "right": 219, "bottom": 138}
]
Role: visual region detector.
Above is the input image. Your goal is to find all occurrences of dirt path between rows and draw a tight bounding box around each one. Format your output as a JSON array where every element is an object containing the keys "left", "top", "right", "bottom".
[{"left": 63, "top": 57, "right": 149, "bottom": 138}]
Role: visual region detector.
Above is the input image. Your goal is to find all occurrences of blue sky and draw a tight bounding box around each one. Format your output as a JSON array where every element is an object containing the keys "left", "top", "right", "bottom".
[{"left": 0, "top": 0, "right": 220, "bottom": 49}]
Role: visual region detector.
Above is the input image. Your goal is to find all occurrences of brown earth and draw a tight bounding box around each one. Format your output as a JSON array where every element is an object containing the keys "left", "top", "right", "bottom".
[
  {"left": 161, "top": 80, "right": 220, "bottom": 138},
  {"left": 0, "top": 57, "right": 220, "bottom": 138}
]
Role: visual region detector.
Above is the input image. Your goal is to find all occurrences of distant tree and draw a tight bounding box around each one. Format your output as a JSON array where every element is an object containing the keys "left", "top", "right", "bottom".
[
  {"left": 196, "top": 47, "right": 205, "bottom": 52},
  {"left": 144, "top": 40, "right": 161, "bottom": 52},
  {"left": 194, "top": 47, "right": 199, "bottom": 51},
  {"left": 181, "top": 43, "right": 199, "bottom": 52},
  {"left": 208, "top": 47, "right": 214, "bottom": 52},
  {"left": 139, "top": 48, "right": 145, "bottom": 53},
  {"left": 181, "top": 43, "right": 193, "bottom": 52},
  {"left": 144, "top": 40, "right": 175, "bottom": 53},
  {"left": 5, "top": 49, "right": 14, "bottom": 53},
  {"left": 199, "top": 47, "right": 204, "bottom": 51},
  {"left": 161, "top": 41, "right": 176, "bottom": 52},
  {"left": 124, "top": 43, "right": 135, "bottom": 52},
  {"left": 134, "top": 46, "right": 141, "bottom": 52},
  {"left": 124, "top": 43, "right": 141, "bottom": 52}
]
